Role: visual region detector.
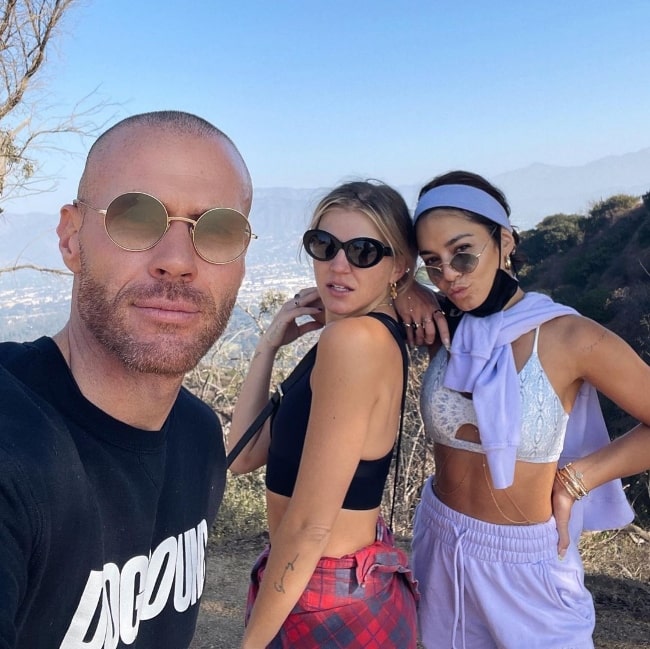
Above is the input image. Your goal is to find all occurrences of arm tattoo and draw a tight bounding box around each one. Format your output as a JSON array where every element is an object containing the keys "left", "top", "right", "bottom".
[
  {"left": 582, "top": 329, "right": 608, "bottom": 354},
  {"left": 273, "top": 554, "right": 299, "bottom": 593}
]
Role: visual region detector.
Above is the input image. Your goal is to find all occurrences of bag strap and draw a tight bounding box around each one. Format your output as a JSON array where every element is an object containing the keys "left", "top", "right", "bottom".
[
  {"left": 366, "top": 313, "right": 409, "bottom": 530},
  {"left": 226, "top": 344, "right": 318, "bottom": 468}
]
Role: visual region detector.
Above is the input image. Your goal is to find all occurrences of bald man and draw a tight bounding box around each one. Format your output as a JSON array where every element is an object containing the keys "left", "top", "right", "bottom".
[{"left": 0, "top": 111, "right": 253, "bottom": 648}]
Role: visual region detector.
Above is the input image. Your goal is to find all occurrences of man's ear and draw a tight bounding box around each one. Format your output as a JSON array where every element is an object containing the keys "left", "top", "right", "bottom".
[{"left": 57, "top": 204, "right": 82, "bottom": 273}]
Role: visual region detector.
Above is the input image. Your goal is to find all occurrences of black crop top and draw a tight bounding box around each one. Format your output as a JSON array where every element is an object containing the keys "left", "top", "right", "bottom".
[{"left": 265, "top": 313, "right": 407, "bottom": 510}]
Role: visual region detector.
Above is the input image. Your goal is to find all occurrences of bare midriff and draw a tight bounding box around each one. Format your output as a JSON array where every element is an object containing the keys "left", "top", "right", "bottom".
[
  {"left": 433, "top": 443, "right": 558, "bottom": 524},
  {"left": 266, "top": 490, "right": 380, "bottom": 557}
]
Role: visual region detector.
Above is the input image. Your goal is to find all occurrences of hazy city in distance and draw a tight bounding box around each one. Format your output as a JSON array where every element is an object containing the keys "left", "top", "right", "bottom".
[{"left": 1, "top": 147, "right": 650, "bottom": 345}]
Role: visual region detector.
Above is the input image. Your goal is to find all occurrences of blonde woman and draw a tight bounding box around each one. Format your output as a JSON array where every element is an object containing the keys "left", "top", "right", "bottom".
[{"left": 228, "top": 181, "right": 419, "bottom": 648}]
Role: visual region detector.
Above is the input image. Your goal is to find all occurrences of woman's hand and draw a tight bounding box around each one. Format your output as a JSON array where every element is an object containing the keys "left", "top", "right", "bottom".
[
  {"left": 551, "top": 473, "right": 575, "bottom": 559},
  {"left": 394, "top": 282, "right": 450, "bottom": 349},
  {"left": 261, "top": 287, "right": 324, "bottom": 350}
]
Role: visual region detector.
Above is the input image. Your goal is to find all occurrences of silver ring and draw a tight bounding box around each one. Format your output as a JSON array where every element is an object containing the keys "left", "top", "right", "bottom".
[
  {"left": 294, "top": 293, "right": 300, "bottom": 299},
  {"left": 422, "top": 318, "right": 432, "bottom": 324},
  {"left": 294, "top": 300, "right": 299, "bottom": 307},
  {"left": 411, "top": 323, "right": 419, "bottom": 330}
]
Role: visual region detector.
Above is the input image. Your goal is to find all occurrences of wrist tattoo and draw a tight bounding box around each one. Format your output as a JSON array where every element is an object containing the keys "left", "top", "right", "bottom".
[{"left": 273, "top": 554, "right": 299, "bottom": 593}]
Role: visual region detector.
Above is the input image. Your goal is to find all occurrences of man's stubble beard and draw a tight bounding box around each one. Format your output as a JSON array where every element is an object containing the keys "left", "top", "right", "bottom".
[{"left": 76, "top": 249, "right": 237, "bottom": 376}]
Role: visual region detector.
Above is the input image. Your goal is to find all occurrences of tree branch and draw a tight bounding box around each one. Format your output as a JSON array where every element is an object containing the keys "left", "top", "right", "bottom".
[{"left": 0, "top": 263, "right": 71, "bottom": 276}]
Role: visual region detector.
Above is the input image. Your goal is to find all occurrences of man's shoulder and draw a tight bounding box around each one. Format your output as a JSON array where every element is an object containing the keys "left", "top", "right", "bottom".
[
  {"left": 172, "top": 386, "right": 225, "bottom": 455},
  {"left": 0, "top": 338, "right": 33, "bottom": 364},
  {"left": 0, "top": 337, "right": 54, "bottom": 373},
  {"left": 0, "top": 339, "right": 73, "bottom": 459},
  {"left": 176, "top": 385, "right": 220, "bottom": 422}
]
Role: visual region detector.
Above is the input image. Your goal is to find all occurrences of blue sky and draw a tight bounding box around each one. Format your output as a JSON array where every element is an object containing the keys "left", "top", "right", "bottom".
[{"left": 7, "top": 0, "right": 650, "bottom": 213}]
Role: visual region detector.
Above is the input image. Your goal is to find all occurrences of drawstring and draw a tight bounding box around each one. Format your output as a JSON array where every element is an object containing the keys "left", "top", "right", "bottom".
[{"left": 451, "top": 528, "right": 468, "bottom": 649}]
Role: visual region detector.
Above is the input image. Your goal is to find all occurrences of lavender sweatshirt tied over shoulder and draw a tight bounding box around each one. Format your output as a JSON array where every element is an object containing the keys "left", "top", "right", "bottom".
[{"left": 444, "top": 292, "right": 633, "bottom": 533}]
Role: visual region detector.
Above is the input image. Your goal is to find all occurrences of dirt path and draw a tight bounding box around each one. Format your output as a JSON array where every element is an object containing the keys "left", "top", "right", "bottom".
[
  {"left": 191, "top": 533, "right": 650, "bottom": 649},
  {"left": 190, "top": 537, "right": 262, "bottom": 649}
]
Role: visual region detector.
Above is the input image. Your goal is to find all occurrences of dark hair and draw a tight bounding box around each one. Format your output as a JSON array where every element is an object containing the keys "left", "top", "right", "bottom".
[{"left": 418, "top": 170, "right": 523, "bottom": 273}]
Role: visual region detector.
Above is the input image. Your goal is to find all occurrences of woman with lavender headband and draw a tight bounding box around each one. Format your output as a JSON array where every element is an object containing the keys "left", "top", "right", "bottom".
[{"left": 396, "top": 170, "right": 650, "bottom": 648}]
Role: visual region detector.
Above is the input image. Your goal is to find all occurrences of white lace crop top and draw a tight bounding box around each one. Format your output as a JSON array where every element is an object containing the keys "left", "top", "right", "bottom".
[{"left": 420, "top": 327, "right": 569, "bottom": 463}]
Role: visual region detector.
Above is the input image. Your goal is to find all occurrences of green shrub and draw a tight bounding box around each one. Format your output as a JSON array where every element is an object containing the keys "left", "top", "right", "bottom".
[
  {"left": 575, "top": 288, "right": 612, "bottom": 323},
  {"left": 589, "top": 194, "right": 640, "bottom": 220},
  {"left": 641, "top": 190, "right": 650, "bottom": 211},
  {"left": 519, "top": 213, "right": 585, "bottom": 265},
  {"left": 637, "top": 218, "right": 650, "bottom": 247}
]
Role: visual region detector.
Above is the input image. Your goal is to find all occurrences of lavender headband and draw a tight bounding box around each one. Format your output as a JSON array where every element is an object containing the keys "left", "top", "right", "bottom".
[{"left": 413, "top": 184, "right": 513, "bottom": 231}]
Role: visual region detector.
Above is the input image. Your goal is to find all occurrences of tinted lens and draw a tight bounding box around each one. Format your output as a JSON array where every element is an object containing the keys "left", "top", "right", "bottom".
[
  {"left": 418, "top": 252, "right": 480, "bottom": 284},
  {"left": 303, "top": 230, "right": 336, "bottom": 261},
  {"left": 105, "top": 192, "right": 168, "bottom": 250},
  {"left": 450, "top": 252, "right": 479, "bottom": 274},
  {"left": 193, "top": 208, "right": 252, "bottom": 264},
  {"left": 345, "top": 239, "right": 382, "bottom": 268},
  {"left": 415, "top": 266, "right": 436, "bottom": 285}
]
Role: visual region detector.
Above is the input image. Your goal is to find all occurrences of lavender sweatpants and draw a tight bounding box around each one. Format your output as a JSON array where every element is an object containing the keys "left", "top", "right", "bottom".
[{"left": 412, "top": 476, "right": 595, "bottom": 649}]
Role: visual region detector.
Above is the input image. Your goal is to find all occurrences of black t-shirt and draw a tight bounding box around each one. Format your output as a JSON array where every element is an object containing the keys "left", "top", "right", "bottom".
[{"left": 0, "top": 337, "right": 226, "bottom": 649}]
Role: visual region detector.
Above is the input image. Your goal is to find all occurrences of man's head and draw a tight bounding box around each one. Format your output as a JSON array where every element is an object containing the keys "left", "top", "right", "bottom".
[{"left": 57, "top": 110, "right": 253, "bottom": 376}]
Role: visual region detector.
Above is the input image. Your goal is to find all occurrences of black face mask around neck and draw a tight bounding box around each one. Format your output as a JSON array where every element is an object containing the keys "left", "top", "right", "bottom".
[
  {"left": 467, "top": 269, "right": 519, "bottom": 317},
  {"left": 439, "top": 269, "right": 519, "bottom": 340}
]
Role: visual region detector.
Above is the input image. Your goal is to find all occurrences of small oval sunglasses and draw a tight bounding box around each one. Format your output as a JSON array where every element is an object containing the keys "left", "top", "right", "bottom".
[
  {"left": 73, "top": 191, "right": 257, "bottom": 264},
  {"left": 302, "top": 229, "right": 393, "bottom": 269},
  {"left": 416, "top": 226, "right": 497, "bottom": 285}
]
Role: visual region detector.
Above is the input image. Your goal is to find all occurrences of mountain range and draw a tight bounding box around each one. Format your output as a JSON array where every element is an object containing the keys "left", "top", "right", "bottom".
[
  {"left": 492, "top": 147, "right": 650, "bottom": 227},
  {"left": 2, "top": 146, "right": 650, "bottom": 273},
  {"left": 1, "top": 146, "right": 649, "bottom": 343}
]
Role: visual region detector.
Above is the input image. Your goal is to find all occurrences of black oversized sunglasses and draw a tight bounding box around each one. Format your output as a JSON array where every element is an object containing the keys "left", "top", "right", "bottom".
[
  {"left": 73, "top": 191, "right": 256, "bottom": 264},
  {"left": 302, "top": 229, "right": 393, "bottom": 269}
]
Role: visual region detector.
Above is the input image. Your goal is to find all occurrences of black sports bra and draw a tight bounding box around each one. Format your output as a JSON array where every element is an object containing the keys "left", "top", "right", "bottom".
[{"left": 265, "top": 313, "right": 407, "bottom": 510}]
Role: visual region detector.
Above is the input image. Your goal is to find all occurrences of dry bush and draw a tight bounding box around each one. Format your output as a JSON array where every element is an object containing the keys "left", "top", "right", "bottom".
[
  {"left": 381, "top": 348, "right": 434, "bottom": 536},
  {"left": 185, "top": 292, "right": 649, "bottom": 545},
  {"left": 184, "top": 291, "right": 317, "bottom": 541}
]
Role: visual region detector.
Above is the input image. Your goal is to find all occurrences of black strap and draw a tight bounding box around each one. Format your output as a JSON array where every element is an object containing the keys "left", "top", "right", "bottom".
[
  {"left": 366, "top": 313, "right": 409, "bottom": 530},
  {"left": 226, "top": 345, "right": 318, "bottom": 468},
  {"left": 227, "top": 314, "right": 409, "bottom": 529}
]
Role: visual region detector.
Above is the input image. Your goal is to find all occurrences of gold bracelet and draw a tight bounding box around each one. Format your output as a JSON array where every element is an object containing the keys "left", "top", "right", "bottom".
[
  {"left": 555, "top": 471, "right": 581, "bottom": 500},
  {"left": 555, "top": 463, "right": 589, "bottom": 500},
  {"left": 558, "top": 463, "right": 589, "bottom": 499}
]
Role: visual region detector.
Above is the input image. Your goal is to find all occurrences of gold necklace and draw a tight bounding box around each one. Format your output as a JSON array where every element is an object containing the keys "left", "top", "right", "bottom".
[
  {"left": 434, "top": 424, "right": 478, "bottom": 495},
  {"left": 481, "top": 460, "right": 533, "bottom": 525}
]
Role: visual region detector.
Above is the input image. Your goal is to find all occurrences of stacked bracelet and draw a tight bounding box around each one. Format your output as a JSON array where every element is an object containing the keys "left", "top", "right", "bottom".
[{"left": 555, "top": 463, "right": 589, "bottom": 500}]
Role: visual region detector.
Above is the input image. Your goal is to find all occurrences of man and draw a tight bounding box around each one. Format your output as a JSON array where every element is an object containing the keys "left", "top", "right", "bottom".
[{"left": 0, "top": 111, "right": 253, "bottom": 648}]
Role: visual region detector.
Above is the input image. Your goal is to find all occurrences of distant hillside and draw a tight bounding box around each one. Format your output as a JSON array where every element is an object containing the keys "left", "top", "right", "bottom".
[
  {"left": 3, "top": 146, "right": 650, "bottom": 258},
  {"left": 518, "top": 193, "right": 650, "bottom": 435},
  {"left": 493, "top": 147, "right": 650, "bottom": 229},
  {"left": 231, "top": 147, "right": 650, "bottom": 236}
]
